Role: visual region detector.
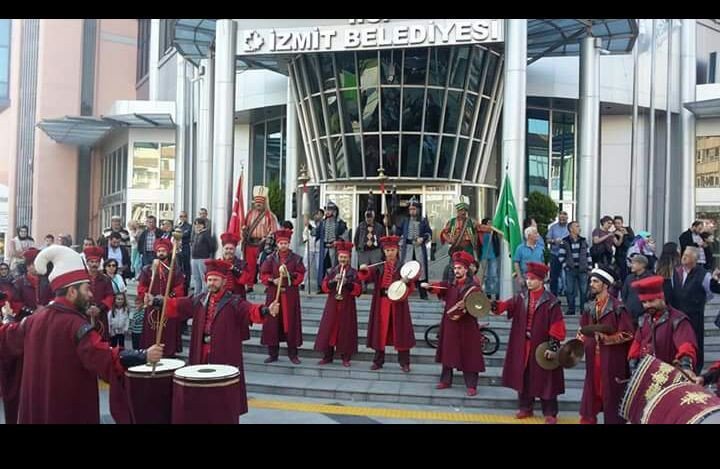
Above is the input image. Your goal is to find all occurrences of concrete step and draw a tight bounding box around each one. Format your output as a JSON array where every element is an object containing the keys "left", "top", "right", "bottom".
[
  {"left": 242, "top": 371, "right": 584, "bottom": 411},
  {"left": 177, "top": 335, "right": 720, "bottom": 369},
  {"left": 241, "top": 352, "right": 589, "bottom": 388}
]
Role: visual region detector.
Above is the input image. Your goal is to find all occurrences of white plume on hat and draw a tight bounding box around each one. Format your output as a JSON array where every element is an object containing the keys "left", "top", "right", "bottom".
[{"left": 35, "top": 245, "right": 90, "bottom": 292}]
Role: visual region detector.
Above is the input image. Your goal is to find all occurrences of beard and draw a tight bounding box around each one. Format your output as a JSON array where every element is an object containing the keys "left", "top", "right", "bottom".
[
  {"left": 157, "top": 254, "right": 168, "bottom": 261},
  {"left": 74, "top": 296, "right": 90, "bottom": 313}
]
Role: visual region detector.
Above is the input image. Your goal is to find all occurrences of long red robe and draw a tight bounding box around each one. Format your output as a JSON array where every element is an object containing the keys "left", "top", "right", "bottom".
[
  {"left": 315, "top": 265, "right": 361, "bottom": 357},
  {"left": 137, "top": 261, "right": 185, "bottom": 357},
  {"left": 357, "top": 262, "right": 416, "bottom": 351},
  {"left": 88, "top": 272, "right": 114, "bottom": 342},
  {"left": 0, "top": 297, "right": 128, "bottom": 424},
  {"left": 428, "top": 277, "right": 486, "bottom": 373},
  {"left": 495, "top": 288, "right": 566, "bottom": 399},
  {"left": 627, "top": 306, "right": 698, "bottom": 366},
  {"left": 165, "top": 290, "right": 265, "bottom": 417},
  {"left": 578, "top": 294, "right": 634, "bottom": 424},
  {"left": 260, "top": 251, "right": 305, "bottom": 348}
]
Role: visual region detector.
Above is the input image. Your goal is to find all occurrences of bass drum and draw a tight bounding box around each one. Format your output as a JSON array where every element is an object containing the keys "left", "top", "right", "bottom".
[
  {"left": 386, "top": 280, "right": 410, "bottom": 302},
  {"left": 619, "top": 355, "right": 686, "bottom": 424},
  {"left": 641, "top": 381, "right": 720, "bottom": 424}
]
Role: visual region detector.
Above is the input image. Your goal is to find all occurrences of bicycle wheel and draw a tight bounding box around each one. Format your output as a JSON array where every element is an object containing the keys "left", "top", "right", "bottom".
[
  {"left": 424, "top": 324, "right": 441, "bottom": 348},
  {"left": 481, "top": 328, "right": 500, "bottom": 355}
]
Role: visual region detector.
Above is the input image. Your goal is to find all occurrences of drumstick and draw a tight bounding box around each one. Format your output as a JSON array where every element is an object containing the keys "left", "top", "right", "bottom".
[
  {"left": 152, "top": 231, "right": 182, "bottom": 376},
  {"left": 365, "top": 261, "right": 386, "bottom": 268},
  {"left": 615, "top": 377, "right": 630, "bottom": 384}
]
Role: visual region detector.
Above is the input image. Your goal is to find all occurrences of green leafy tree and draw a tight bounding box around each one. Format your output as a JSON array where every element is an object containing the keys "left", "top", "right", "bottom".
[{"left": 267, "top": 178, "right": 285, "bottom": 219}]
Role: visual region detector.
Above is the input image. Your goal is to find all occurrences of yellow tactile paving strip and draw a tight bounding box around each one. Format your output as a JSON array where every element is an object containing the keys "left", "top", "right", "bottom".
[
  {"left": 247, "top": 398, "right": 579, "bottom": 424},
  {"left": 99, "top": 379, "right": 578, "bottom": 424}
]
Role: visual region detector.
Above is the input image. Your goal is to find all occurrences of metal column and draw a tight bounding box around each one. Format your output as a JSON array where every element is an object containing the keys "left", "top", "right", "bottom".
[{"left": 680, "top": 19, "right": 697, "bottom": 227}]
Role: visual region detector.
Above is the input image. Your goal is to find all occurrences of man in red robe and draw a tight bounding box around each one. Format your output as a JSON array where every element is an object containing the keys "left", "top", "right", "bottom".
[
  {"left": 138, "top": 238, "right": 185, "bottom": 356},
  {"left": 12, "top": 248, "right": 53, "bottom": 316},
  {"left": 84, "top": 246, "right": 114, "bottom": 342},
  {"left": 0, "top": 248, "right": 49, "bottom": 424},
  {"left": 492, "top": 262, "right": 566, "bottom": 424},
  {"left": 358, "top": 235, "right": 416, "bottom": 372},
  {"left": 0, "top": 245, "right": 162, "bottom": 424},
  {"left": 220, "top": 231, "right": 253, "bottom": 299},
  {"left": 153, "top": 259, "right": 272, "bottom": 420},
  {"left": 627, "top": 275, "right": 698, "bottom": 376},
  {"left": 315, "top": 240, "right": 361, "bottom": 367},
  {"left": 423, "top": 251, "right": 486, "bottom": 396},
  {"left": 260, "top": 228, "right": 305, "bottom": 364},
  {"left": 577, "top": 266, "right": 634, "bottom": 424},
  {"left": 242, "top": 185, "right": 279, "bottom": 291}
]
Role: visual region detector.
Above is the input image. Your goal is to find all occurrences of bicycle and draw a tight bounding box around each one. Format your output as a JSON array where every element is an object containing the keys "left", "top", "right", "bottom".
[{"left": 424, "top": 322, "right": 500, "bottom": 355}]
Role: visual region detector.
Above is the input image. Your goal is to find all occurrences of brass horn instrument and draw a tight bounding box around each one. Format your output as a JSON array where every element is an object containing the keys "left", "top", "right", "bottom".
[{"left": 335, "top": 265, "right": 346, "bottom": 301}]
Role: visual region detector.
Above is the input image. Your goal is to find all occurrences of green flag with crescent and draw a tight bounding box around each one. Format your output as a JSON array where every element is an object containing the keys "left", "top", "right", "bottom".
[{"left": 492, "top": 173, "right": 522, "bottom": 256}]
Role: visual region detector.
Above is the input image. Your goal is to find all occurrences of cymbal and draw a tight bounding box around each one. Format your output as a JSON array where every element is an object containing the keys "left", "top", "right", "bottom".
[
  {"left": 464, "top": 291, "right": 491, "bottom": 318},
  {"left": 558, "top": 339, "right": 585, "bottom": 369},
  {"left": 535, "top": 341, "right": 560, "bottom": 371},
  {"left": 580, "top": 324, "right": 614, "bottom": 336}
]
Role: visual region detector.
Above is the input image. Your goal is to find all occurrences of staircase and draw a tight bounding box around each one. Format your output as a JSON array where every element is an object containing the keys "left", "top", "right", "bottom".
[{"left": 128, "top": 283, "right": 720, "bottom": 414}]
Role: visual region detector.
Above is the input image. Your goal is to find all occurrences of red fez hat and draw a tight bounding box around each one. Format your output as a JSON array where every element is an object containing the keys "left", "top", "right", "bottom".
[
  {"left": 525, "top": 262, "right": 549, "bottom": 281},
  {"left": 204, "top": 259, "right": 232, "bottom": 280},
  {"left": 452, "top": 251, "right": 475, "bottom": 268},
  {"left": 632, "top": 275, "right": 665, "bottom": 302},
  {"left": 153, "top": 238, "right": 173, "bottom": 253},
  {"left": 220, "top": 232, "right": 240, "bottom": 247},
  {"left": 23, "top": 247, "right": 40, "bottom": 264},
  {"left": 380, "top": 235, "right": 400, "bottom": 249},
  {"left": 274, "top": 229, "right": 293, "bottom": 242},
  {"left": 335, "top": 241, "right": 353, "bottom": 256},
  {"left": 83, "top": 246, "right": 105, "bottom": 262}
]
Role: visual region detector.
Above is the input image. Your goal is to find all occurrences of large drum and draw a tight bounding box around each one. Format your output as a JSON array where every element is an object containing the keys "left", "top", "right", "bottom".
[
  {"left": 125, "top": 358, "right": 186, "bottom": 424},
  {"left": 619, "top": 355, "right": 686, "bottom": 424},
  {"left": 172, "top": 364, "right": 242, "bottom": 424},
  {"left": 400, "top": 260, "right": 421, "bottom": 282},
  {"left": 387, "top": 280, "right": 410, "bottom": 302},
  {"left": 641, "top": 381, "right": 720, "bottom": 424}
]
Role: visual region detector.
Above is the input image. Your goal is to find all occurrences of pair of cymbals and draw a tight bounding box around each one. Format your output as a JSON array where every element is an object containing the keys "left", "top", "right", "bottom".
[{"left": 535, "top": 339, "right": 585, "bottom": 370}]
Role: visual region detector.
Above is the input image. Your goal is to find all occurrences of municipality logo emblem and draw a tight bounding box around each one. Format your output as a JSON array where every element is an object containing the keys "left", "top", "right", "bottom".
[{"left": 245, "top": 31, "right": 264, "bottom": 52}]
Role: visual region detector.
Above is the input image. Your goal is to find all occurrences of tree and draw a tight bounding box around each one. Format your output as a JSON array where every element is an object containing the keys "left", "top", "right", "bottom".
[
  {"left": 526, "top": 191, "right": 558, "bottom": 240},
  {"left": 268, "top": 178, "right": 285, "bottom": 219}
]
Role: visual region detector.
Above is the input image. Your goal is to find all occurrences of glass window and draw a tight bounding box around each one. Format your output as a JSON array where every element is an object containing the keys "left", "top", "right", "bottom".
[
  {"left": 326, "top": 92, "right": 341, "bottom": 135},
  {"left": 266, "top": 120, "right": 282, "bottom": 185},
  {"left": 364, "top": 135, "right": 380, "bottom": 177},
  {"left": 0, "top": 20, "right": 9, "bottom": 47},
  {"left": 305, "top": 56, "right": 321, "bottom": 94},
  {"left": 474, "top": 98, "right": 490, "bottom": 140},
  {"left": 131, "top": 202, "right": 155, "bottom": 223},
  {"left": 403, "top": 48, "right": 428, "bottom": 86},
  {"left": 421, "top": 135, "right": 438, "bottom": 178},
  {"left": 527, "top": 109, "right": 550, "bottom": 195},
  {"left": 132, "top": 142, "right": 160, "bottom": 189},
  {"left": 467, "top": 47, "right": 486, "bottom": 92},
  {"left": 483, "top": 54, "right": 499, "bottom": 96},
  {"left": 358, "top": 51, "right": 379, "bottom": 89},
  {"left": 437, "top": 136, "right": 456, "bottom": 179},
  {"left": 428, "top": 47, "right": 450, "bottom": 86},
  {"left": 466, "top": 141, "right": 481, "bottom": 182},
  {"left": 340, "top": 89, "right": 360, "bottom": 133},
  {"left": 453, "top": 138, "right": 469, "bottom": 180},
  {"left": 313, "top": 96, "right": 327, "bottom": 137},
  {"left": 335, "top": 52, "right": 357, "bottom": 88},
  {"left": 401, "top": 135, "right": 421, "bottom": 177},
  {"left": 381, "top": 88, "right": 400, "bottom": 132},
  {"left": 136, "top": 19, "right": 150, "bottom": 82},
  {"left": 360, "top": 87, "right": 379, "bottom": 132},
  {"left": 461, "top": 93, "right": 477, "bottom": 136},
  {"left": 552, "top": 111, "right": 575, "bottom": 201},
  {"left": 449, "top": 46, "right": 471, "bottom": 89},
  {"left": 159, "top": 144, "right": 175, "bottom": 190},
  {"left": 383, "top": 135, "right": 399, "bottom": 177},
  {"left": 380, "top": 50, "right": 401, "bottom": 85},
  {"left": 424, "top": 89, "right": 443, "bottom": 134},
  {"left": 402, "top": 88, "right": 424, "bottom": 132},
  {"left": 320, "top": 55, "right": 336, "bottom": 89},
  {"left": 696, "top": 136, "right": 720, "bottom": 188},
  {"left": 443, "top": 90, "right": 462, "bottom": 134},
  {"left": 345, "top": 134, "right": 364, "bottom": 177},
  {"left": 159, "top": 19, "right": 177, "bottom": 56},
  {"left": 252, "top": 123, "right": 265, "bottom": 187},
  {"left": 330, "top": 137, "right": 349, "bottom": 179}
]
